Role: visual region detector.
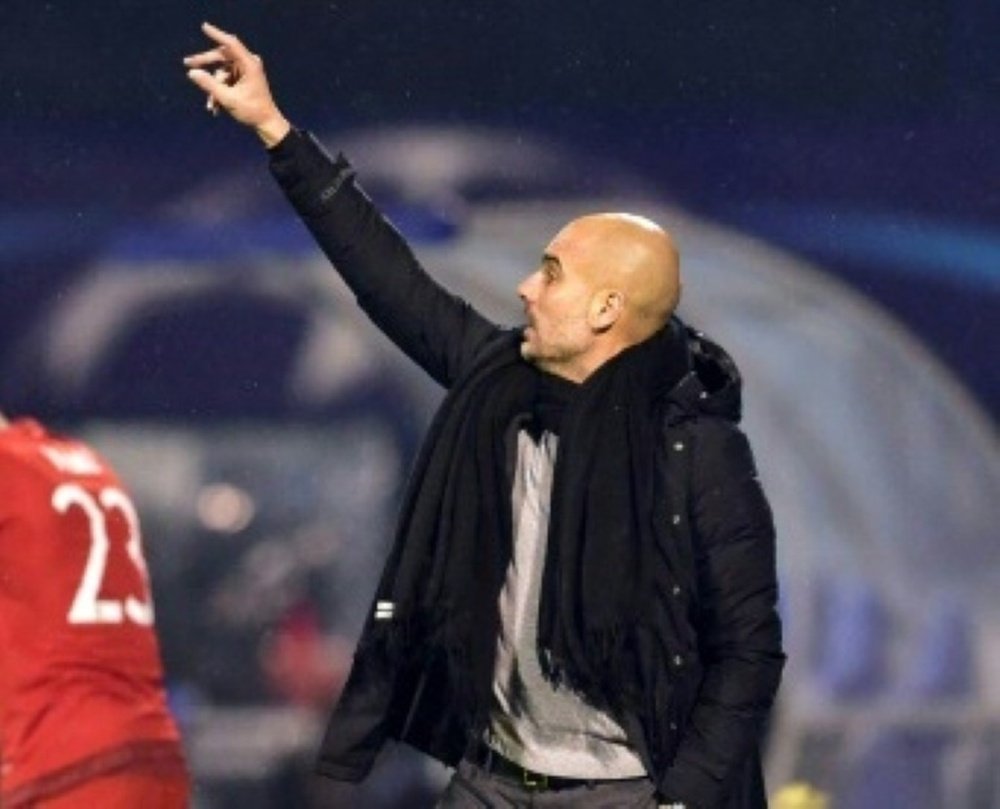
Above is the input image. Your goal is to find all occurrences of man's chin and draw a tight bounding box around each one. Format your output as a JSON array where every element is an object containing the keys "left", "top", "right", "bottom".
[{"left": 522, "top": 338, "right": 552, "bottom": 366}]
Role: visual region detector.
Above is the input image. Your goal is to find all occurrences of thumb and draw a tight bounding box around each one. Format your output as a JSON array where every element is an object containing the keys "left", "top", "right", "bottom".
[{"left": 187, "top": 68, "right": 235, "bottom": 106}]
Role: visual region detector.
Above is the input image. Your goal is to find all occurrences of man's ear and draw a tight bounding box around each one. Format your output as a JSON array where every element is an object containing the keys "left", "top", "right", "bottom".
[{"left": 588, "top": 289, "right": 624, "bottom": 331}]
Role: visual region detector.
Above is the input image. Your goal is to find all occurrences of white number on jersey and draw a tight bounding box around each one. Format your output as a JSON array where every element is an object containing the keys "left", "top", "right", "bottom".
[{"left": 51, "top": 483, "right": 155, "bottom": 626}]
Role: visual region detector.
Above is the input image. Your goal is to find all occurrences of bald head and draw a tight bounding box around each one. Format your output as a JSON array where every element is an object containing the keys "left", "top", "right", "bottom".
[
  {"left": 549, "top": 212, "right": 681, "bottom": 341},
  {"left": 517, "top": 211, "right": 682, "bottom": 381}
]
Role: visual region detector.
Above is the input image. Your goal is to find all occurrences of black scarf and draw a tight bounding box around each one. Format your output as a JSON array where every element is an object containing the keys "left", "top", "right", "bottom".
[{"left": 372, "top": 319, "right": 693, "bottom": 720}]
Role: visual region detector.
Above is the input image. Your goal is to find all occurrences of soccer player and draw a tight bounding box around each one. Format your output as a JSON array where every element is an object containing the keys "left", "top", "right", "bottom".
[{"left": 0, "top": 414, "right": 190, "bottom": 808}]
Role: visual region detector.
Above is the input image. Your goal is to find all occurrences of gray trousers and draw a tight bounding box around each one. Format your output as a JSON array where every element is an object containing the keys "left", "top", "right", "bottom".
[{"left": 435, "top": 759, "right": 663, "bottom": 808}]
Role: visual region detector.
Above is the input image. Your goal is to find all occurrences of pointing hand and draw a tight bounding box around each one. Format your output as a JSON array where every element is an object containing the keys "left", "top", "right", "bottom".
[{"left": 183, "top": 22, "right": 291, "bottom": 148}]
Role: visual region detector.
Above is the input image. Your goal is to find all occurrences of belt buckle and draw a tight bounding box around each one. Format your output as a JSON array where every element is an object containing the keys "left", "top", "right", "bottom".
[{"left": 523, "top": 769, "right": 548, "bottom": 790}]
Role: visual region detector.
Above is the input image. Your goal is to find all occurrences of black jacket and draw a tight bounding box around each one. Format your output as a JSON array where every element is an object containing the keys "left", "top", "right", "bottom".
[{"left": 269, "top": 129, "right": 785, "bottom": 809}]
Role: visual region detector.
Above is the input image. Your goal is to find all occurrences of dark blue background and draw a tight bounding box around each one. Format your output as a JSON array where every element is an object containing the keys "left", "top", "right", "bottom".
[{"left": 2, "top": 0, "right": 997, "bottom": 415}]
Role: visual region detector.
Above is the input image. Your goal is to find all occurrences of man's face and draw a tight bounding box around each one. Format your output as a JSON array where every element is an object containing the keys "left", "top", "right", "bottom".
[{"left": 516, "top": 227, "right": 598, "bottom": 379}]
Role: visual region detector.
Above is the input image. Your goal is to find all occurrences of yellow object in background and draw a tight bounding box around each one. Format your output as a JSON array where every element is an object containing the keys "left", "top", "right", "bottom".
[{"left": 771, "top": 781, "right": 831, "bottom": 809}]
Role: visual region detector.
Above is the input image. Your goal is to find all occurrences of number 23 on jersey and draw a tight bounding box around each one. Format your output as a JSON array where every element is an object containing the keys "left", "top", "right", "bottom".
[{"left": 52, "top": 483, "right": 155, "bottom": 627}]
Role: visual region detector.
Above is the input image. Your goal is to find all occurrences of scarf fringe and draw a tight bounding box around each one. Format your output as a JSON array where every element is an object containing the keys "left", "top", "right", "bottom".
[{"left": 538, "top": 625, "right": 637, "bottom": 709}]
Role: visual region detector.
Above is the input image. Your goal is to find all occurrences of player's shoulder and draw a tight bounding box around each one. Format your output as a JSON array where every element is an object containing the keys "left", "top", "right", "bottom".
[{"left": 0, "top": 420, "right": 109, "bottom": 481}]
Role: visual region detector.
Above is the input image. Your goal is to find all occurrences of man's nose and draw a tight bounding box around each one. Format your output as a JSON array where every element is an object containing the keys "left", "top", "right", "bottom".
[{"left": 517, "top": 273, "right": 536, "bottom": 302}]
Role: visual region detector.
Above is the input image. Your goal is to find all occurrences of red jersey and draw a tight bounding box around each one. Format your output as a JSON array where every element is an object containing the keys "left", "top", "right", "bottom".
[{"left": 0, "top": 419, "right": 185, "bottom": 804}]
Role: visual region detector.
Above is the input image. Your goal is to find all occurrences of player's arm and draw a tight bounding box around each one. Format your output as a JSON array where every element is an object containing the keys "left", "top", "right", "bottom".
[{"left": 184, "top": 23, "right": 497, "bottom": 387}]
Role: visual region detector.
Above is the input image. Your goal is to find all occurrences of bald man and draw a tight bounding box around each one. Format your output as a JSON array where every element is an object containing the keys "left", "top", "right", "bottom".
[{"left": 185, "top": 24, "right": 783, "bottom": 809}]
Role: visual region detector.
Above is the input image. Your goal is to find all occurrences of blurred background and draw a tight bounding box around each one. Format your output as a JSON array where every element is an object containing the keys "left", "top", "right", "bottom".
[{"left": 2, "top": 2, "right": 998, "bottom": 807}]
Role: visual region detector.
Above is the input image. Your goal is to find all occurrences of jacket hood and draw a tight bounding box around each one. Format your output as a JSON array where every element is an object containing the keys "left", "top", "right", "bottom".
[{"left": 666, "top": 323, "right": 743, "bottom": 423}]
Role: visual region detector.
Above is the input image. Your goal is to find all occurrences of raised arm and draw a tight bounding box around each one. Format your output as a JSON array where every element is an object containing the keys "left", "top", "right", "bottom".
[{"left": 184, "top": 23, "right": 498, "bottom": 386}]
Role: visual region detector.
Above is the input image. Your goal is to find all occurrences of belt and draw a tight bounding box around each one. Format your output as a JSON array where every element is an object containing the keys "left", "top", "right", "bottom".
[{"left": 465, "top": 739, "right": 597, "bottom": 792}]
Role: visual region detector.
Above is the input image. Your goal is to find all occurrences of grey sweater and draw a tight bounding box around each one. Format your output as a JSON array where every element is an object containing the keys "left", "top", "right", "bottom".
[{"left": 488, "top": 429, "right": 647, "bottom": 778}]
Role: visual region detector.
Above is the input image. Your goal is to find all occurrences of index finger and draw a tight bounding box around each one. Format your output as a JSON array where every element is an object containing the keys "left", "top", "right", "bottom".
[
  {"left": 200, "top": 21, "right": 257, "bottom": 71},
  {"left": 183, "top": 47, "right": 228, "bottom": 68}
]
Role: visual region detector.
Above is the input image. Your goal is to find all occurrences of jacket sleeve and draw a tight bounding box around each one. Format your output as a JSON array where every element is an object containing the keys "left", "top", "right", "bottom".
[
  {"left": 268, "top": 128, "right": 498, "bottom": 388},
  {"left": 660, "top": 418, "right": 785, "bottom": 808}
]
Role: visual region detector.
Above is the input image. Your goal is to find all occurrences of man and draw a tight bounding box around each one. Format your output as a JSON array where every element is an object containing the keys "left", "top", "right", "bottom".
[
  {"left": 0, "top": 414, "right": 190, "bottom": 808},
  {"left": 185, "top": 22, "right": 784, "bottom": 808}
]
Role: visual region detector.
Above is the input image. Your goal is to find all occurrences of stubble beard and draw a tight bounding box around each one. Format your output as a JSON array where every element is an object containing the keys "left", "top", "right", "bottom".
[{"left": 520, "top": 337, "right": 561, "bottom": 376}]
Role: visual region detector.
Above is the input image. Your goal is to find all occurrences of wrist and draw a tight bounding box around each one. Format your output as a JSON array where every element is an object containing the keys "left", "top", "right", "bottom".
[{"left": 256, "top": 113, "right": 291, "bottom": 149}]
